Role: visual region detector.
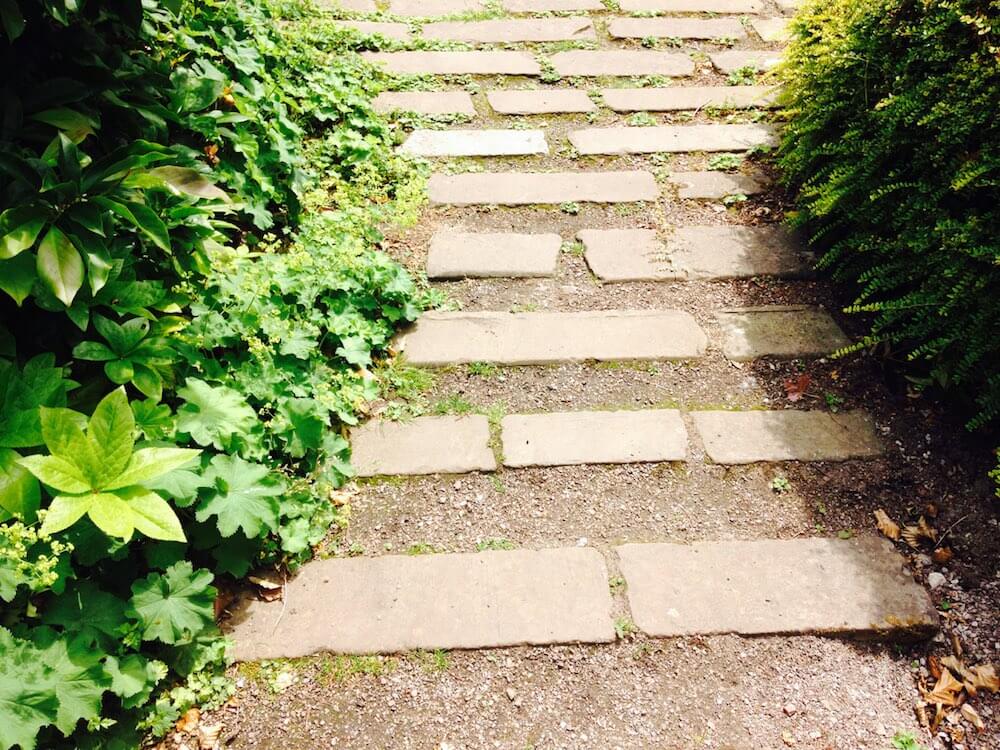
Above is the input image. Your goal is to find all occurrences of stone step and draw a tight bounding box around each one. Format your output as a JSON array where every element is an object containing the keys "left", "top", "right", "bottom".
[
  {"left": 422, "top": 17, "right": 595, "bottom": 43},
  {"left": 320, "top": 0, "right": 376, "bottom": 11},
  {"left": 374, "top": 91, "right": 477, "bottom": 116},
  {"left": 505, "top": 0, "right": 604, "bottom": 8},
  {"left": 668, "top": 170, "right": 766, "bottom": 199},
  {"left": 569, "top": 123, "right": 779, "bottom": 155},
  {"left": 716, "top": 306, "right": 850, "bottom": 361},
  {"left": 692, "top": 409, "right": 883, "bottom": 464},
  {"left": 396, "top": 310, "right": 708, "bottom": 365},
  {"left": 350, "top": 415, "right": 496, "bottom": 476},
  {"left": 578, "top": 228, "right": 681, "bottom": 281},
  {"left": 619, "top": 0, "right": 762, "bottom": 10},
  {"left": 363, "top": 51, "right": 541, "bottom": 76},
  {"left": 550, "top": 50, "right": 694, "bottom": 77},
  {"left": 487, "top": 89, "right": 597, "bottom": 114},
  {"left": 427, "top": 170, "right": 659, "bottom": 205},
  {"left": 229, "top": 547, "right": 616, "bottom": 659},
  {"left": 752, "top": 17, "right": 791, "bottom": 42},
  {"left": 336, "top": 21, "right": 411, "bottom": 40},
  {"left": 617, "top": 538, "right": 937, "bottom": 638},
  {"left": 709, "top": 50, "right": 783, "bottom": 74},
  {"left": 502, "top": 409, "right": 688, "bottom": 467},
  {"left": 600, "top": 85, "right": 777, "bottom": 112},
  {"left": 401, "top": 129, "right": 547, "bottom": 157},
  {"left": 388, "top": 0, "right": 482, "bottom": 14},
  {"left": 608, "top": 17, "right": 747, "bottom": 40},
  {"left": 776, "top": 0, "right": 801, "bottom": 11},
  {"left": 426, "top": 231, "right": 561, "bottom": 278}
]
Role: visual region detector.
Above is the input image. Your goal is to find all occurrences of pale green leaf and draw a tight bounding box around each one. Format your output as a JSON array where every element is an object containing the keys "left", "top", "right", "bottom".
[
  {"left": 105, "top": 447, "right": 200, "bottom": 490},
  {"left": 118, "top": 488, "right": 186, "bottom": 542},
  {"left": 0, "top": 448, "right": 40, "bottom": 521},
  {"left": 86, "top": 387, "right": 135, "bottom": 481},
  {"left": 18, "top": 454, "right": 91, "bottom": 494},
  {"left": 39, "top": 494, "right": 93, "bottom": 536},
  {"left": 36, "top": 226, "right": 84, "bottom": 307}
]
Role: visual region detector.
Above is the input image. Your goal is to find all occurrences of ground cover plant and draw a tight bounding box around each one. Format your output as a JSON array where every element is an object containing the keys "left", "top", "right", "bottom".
[
  {"left": 777, "top": 0, "right": 1000, "bottom": 485},
  {"left": 0, "top": 1, "right": 430, "bottom": 747}
]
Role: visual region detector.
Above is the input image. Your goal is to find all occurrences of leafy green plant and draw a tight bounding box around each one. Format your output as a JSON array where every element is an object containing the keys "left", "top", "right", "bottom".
[
  {"left": 891, "top": 730, "right": 927, "bottom": 750},
  {"left": 727, "top": 65, "right": 760, "bottom": 85},
  {"left": 708, "top": 153, "right": 742, "bottom": 171}
]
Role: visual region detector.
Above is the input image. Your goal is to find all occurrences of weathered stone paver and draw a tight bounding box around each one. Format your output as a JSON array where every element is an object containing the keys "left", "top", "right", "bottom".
[
  {"left": 230, "top": 547, "right": 616, "bottom": 659},
  {"left": 668, "top": 170, "right": 766, "bottom": 199},
  {"left": 601, "top": 86, "right": 777, "bottom": 112},
  {"left": 397, "top": 310, "right": 708, "bottom": 365},
  {"left": 336, "top": 21, "right": 411, "bottom": 40},
  {"left": 374, "top": 91, "right": 477, "bottom": 116},
  {"left": 617, "top": 538, "right": 937, "bottom": 638},
  {"left": 427, "top": 170, "right": 659, "bottom": 205},
  {"left": 504, "top": 0, "right": 603, "bottom": 8},
  {"left": 692, "top": 410, "right": 883, "bottom": 463},
  {"left": 753, "top": 17, "right": 792, "bottom": 41},
  {"left": 426, "top": 231, "right": 561, "bottom": 278},
  {"left": 389, "top": 0, "right": 483, "bottom": 14},
  {"left": 350, "top": 415, "right": 496, "bottom": 476},
  {"left": 423, "top": 17, "right": 594, "bottom": 42},
  {"left": 578, "top": 229, "right": 682, "bottom": 281},
  {"left": 550, "top": 51, "right": 694, "bottom": 77},
  {"left": 716, "top": 306, "right": 850, "bottom": 360},
  {"left": 502, "top": 409, "right": 688, "bottom": 467},
  {"left": 320, "top": 0, "right": 376, "bottom": 11},
  {"left": 569, "top": 123, "right": 778, "bottom": 155},
  {"left": 608, "top": 17, "right": 747, "bottom": 40},
  {"left": 667, "top": 225, "right": 810, "bottom": 279},
  {"left": 487, "top": 89, "right": 596, "bottom": 114},
  {"left": 775, "top": 0, "right": 802, "bottom": 11},
  {"left": 362, "top": 51, "right": 540, "bottom": 76},
  {"left": 619, "top": 0, "right": 762, "bottom": 10},
  {"left": 709, "top": 50, "right": 783, "bottom": 74},
  {"left": 401, "top": 129, "right": 547, "bottom": 157}
]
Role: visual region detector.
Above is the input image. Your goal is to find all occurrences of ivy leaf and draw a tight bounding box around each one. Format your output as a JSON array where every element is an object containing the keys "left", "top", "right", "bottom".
[
  {"left": 176, "top": 378, "right": 257, "bottom": 452},
  {"left": 195, "top": 455, "right": 283, "bottom": 538},
  {"left": 127, "top": 561, "right": 216, "bottom": 645}
]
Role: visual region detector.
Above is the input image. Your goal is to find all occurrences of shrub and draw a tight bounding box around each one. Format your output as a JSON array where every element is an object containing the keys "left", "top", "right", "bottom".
[{"left": 777, "top": 0, "right": 1000, "bottom": 483}]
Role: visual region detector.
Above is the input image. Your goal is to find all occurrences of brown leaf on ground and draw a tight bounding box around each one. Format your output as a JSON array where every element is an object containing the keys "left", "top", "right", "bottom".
[
  {"left": 928, "top": 655, "right": 942, "bottom": 680},
  {"left": 901, "top": 516, "right": 937, "bottom": 548},
  {"left": 248, "top": 575, "right": 284, "bottom": 602},
  {"left": 176, "top": 707, "right": 200, "bottom": 734},
  {"left": 873, "top": 509, "right": 901, "bottom": 540},
  {"left": 915, "top": 701, "right": 930, "bottom": 728},
  {"left": 961, "top": 704, "right": 985, "bottom": 732},
  {"left": 968, "top": 664, "right": 999, "bottom": 694},
  {"left": 932, "top": 547, "right": 953, "bottom": 564},
  {"left": 922, "top": 668, "right": 964, "bottom": 706},
  {"left": 924, "top": 502, "right": 939, "bottom": 518},
  {"left": 783, "top": 373, "right": 811, "bottom": 402},
  {"left": 198, "top": 722, "right": 223, "bottom": 750}
]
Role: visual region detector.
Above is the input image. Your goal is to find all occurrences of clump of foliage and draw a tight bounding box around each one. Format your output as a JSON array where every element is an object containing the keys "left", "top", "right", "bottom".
[
  {"left": 777, "top": 0, "right": 1000, "bottom": 485},
  {"left": 0, "top": 0, "right": 429, "bottom": 747}
]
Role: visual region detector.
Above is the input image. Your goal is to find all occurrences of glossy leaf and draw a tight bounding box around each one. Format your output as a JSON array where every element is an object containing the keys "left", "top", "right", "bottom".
[{"left": 36, "top": 226, "right": 84, "bottom": 307}]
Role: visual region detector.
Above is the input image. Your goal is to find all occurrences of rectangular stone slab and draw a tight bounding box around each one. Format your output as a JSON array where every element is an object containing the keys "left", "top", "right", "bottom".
[
  {"left": 709, "top": 50, "right": 783, "bottom": 74},
  {"left": 350, "top": 415, "right": 496, "bottom": 476},
  {"left": 752, "top": 17, "right": 791, "bottom": 41},
  {"left": 427, "top": 231, "right": 561, "bottom": 278},
  {"left": 423, "top": 17, "right": 595, "bottom": 42},
  {"left": 692, "top": 409, "right": 883, "bottom": 463},
  {"left": 362, "top": 51, "right": 541, "bottom": 76},
  {"left": 717, "top": 306, "right": 850, "bottom": 361},
  {"left": 578, "top": 228, "right": 683, "bottom": 281},
  {"left": 505, "top": 0, "right": 603, "bottom": 8},
  {"left": 668, "top": 170, "right": 766, "bottom": 199},
  {"left": 336, "top": 21, "right": 411, "bottom": 40},
  {"left": 667, "top": 225, "right": 810, "bottom": 279},
  {"left": 319, "top": 0, "right": 376, "bottom": 11},
  {"left": 389, "top": 0, "right": 485, "bottom": 14},
  {"left": 401, "top": 129, "right": 547, "bottom": 156},
  {"left": 570, "top": 123, "right": 778, "bottom": 155},
  {"left": 487, "top": 89, "right": 597, "bottom": 114},
  {"left": 620, "top": 0, "right": 762, "bottom": 10},
  {"left": 550, "top": 51, "right": 694, "bottom": 77},
  {"left": 601, "top": 86, "right": 777, "bottom": 112},
  {"left": 427, "top": 170, "right": 659, "bottom": 205},
  {"left": 230, "top": 548, "right": 616, "bottom": 659},
  {"left": 617, "top": 538, "right": 938, "bottom": 639},
  {"left": 397, "top": 310, "right": 708, "bottom": 365},
  {"left": 502, "top": 409, "right": 688, "bottom": 467},
  {"left": 609, "top": 18, "right": 747, "bottom": 40},
  {"left": 374, "top": 91, "right": 477, "bottom": 116}
]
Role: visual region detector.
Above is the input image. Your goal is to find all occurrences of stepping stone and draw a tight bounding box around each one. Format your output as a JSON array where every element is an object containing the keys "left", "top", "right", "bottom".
[
  {"left": 601, "top": 85, "right": 777, "bottom": 112},
  {"left": 716, "top": 306, "right": 850, "bottom": 361},
  {"left": 423, "top": 17, "right": 595, "bottom": 42},
  {"left": 401, "top": 129, "right": 547, "bottom": 156},
  {"left": 578, "top": 228, "right": 683, "bottom": 281},
  {"left": 397, "top": 310, "right": 708, "bottom": 365},
  {"left": 550, "top": 51, "right": 694, "bottom": 78},
  {"left": 666, "top": 225, "right": 810, "bottom": 279},
  {"left": 427, "top": 231, "right": 561, "bottom": 278},
  {"left": 487, "top": 89, "right": 597, "bottom": 114},
  {"left": 319, "top": 0, "right": 376, "bottom": 11},
  {"left": 691, "top": 409, "right": 883, "bottom": 463},
  {"left": 230, "top": 547, "right": 615, "bottom": 659},
  {"left": 569, "top": 123, "right": 778, "bottom": 155},
  {"left": 502, "top": 409, "right": 687, "bottom": 467},
  {"left": 427, "top": 170, "right": 658, "bottom": 205},
  {"left": 374, "top": 91, "right": 477, "bottom": 116},
  {"left": 710, "top": 50, "right": 783, "bottom": 74},
  {"left": 350, "top": 415, "right": 496, "bottom": 476},
  {"left": 389, "top": 0, "right": 484, "bottom": 15},
  {"left": 617, "top": 538, "right": 938, "bottom": 639},
  {"left": 336, "top": 21, "right": 411, "bottom": 40},
  {"left": 668, "top": 170, "right": 766, "bottom": 199},
  {"left": 620, "top": 0, "right": 762, "bottom": 10},
  {"left": 362, "top": 51, "right": 541, "bottom": 76},
  {"left": 608, "top": 18, "right": 747, "bottom": 40},
  {"left": 775, "top": 0, "right": 802, "bottom": 11},
  {"left": 752, "top": 17, "right": 791, "bottom": 41},
  {"left": 505, "top": 0, "right": 603, "bottom": 8}
]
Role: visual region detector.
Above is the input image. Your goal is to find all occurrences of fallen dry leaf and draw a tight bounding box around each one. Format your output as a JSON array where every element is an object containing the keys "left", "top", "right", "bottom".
[
  {"left": 932, "top": 547, "right": 954, "bottom": 564},
  {"left": 923, "top": 668, "right": 964, "bottom": 706},
  {"left": 915, "top": 701, "right": 930, "bottom": 728},
  {"left": 961, "top": 704, "right": 985, "bottom": 732},
  {"left": 968, "top": 664, "right": 999, "bottom": 694},
  {"left": 873, "top": 509, "right": 901, "bottom": 540},
  {"left": 783, "top": 373, "right": 811, "bottom": 402},
  {"left": 176, "top": 707, "right": 200, "bottom": 734},
  {"left": 198, "top": 722, "right": 223, "bottom": 750},
  {"left": 901, "top": 516, "right": 937, "bottom": 549},
  {"left": 951, "top": 632, "right": 963, "bottom": 659},
  {"left": 928, "top": 655, "right": 942, "bottom": 680},
  {"left": 924, "top": 502, "right": 939, "bottom": 518}
]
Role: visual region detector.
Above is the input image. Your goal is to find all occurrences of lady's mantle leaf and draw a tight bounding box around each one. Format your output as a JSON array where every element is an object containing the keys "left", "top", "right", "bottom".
[
  {"left": 127, "top": 561, "right": 216, "bottom": 645},
  {"left": 176, "top": 378, "right": 257, "bottom": 452},
  {"left": 195, "top": 455, "right": 283, "bottom": 538}
]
